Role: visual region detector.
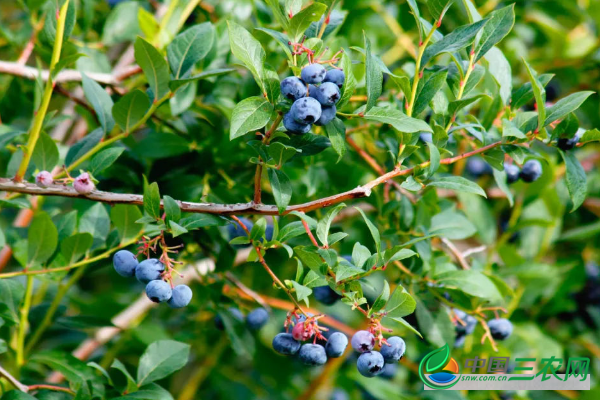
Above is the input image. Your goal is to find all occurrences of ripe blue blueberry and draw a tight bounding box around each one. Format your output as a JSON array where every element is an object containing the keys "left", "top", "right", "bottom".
[
  {"left": 380, "top": 336, "right": 406, "bottom": 363},
  {"left": 299, "top": 343, "right": 328, "bottom": 366},
  {"left": 113, "top": 250, "right": 138, "bottom": 277},
  {"left": 167, "top": 284, "right": 193, "bottom": 308},
  {"left": 504, "top": 163, "right": 521, "bottom": 184},
  {"left": 520, "top": 159, "right": 542, "bottom": 182},
  {"left": 291, "top": 97, "right": 322, "bottom": 124},
  {"left": 280, "top": 76, "right": 307, "bottom": 101},
  {"left": 315, "top": 82, "right": 341, "bottom": 106},
  {"left": 246, "top": 308, "right": 269, "bottom": 331},
  {"left": 380, "top": 362, "right": 397, "bottom": 380},
  {"left": 455, "top": 333, "right": 466, "bottom": 348},
  {"left": 227, "top": 217, "right": 253, "bottom": 240},
  {"left": 325, "top": 332, "right": 348, "bottom": 358},
  {"left": 301, "top": 63, "right": 326, "bottom": 84},
  {"left": 357, "top": 351, "right": 385, "bottom": 377},
  {"left": 315, "top": 106, "right": 336, "bottom": 126},
  {"left": 283, "top": 112, "right": 311, "bottom": 134},
  {"left": 308, "top": 84, "right": 318, "bottom": 99},
  {"left": 215, "top": 307, "right": 244, "bottom": 330},
  {"left": 324, "top": 69, "right": 345, "bottom": 88},
  {"left": 466, "top": 157, "right": 493, "bottom": 177},
  {"left": 272, "top": 333, "right": 301, "bottom": 355},
  {"left": 331, "top": 389, "right": 349, "bottom": 400},
  {"left": 488, "top": 318, "right": 513, "bottom": 340},
  {"left": 351, "top": 330, "right": 375, "bottom": 353},
  {"left": 419, "top": 133, "right": 433, "bottom": 143},
  {"left": 313, "top": 285, "right": 341, "bottom": 305},
  {"left": 135, "top": 259, "right": 164, "bottom": 283},
  {"left": 454, "top": 309, "right": 477, "bottom": 335},
  {"left": 145, "top": 280, "right": 172, "bottom": 303},
  {"left": 557, "top": 132, "right": 581, "bottom": 151}
]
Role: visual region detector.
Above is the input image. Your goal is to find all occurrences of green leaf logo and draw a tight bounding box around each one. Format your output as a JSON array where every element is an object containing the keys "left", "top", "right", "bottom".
[{"left": 425, "top": 344, "right": 450, "bottom": 373}]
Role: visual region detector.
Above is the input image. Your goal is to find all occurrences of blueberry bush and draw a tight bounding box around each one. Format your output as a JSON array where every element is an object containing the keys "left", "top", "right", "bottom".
[{"left": 0, "top": 0, "right": 599, "bottom": 399}]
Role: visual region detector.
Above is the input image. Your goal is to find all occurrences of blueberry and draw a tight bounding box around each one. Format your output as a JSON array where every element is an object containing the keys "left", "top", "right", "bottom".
[
  {"left": 299, "top": 343, "right": 328, "bottom": 366},
  {"left": 73, "top": 172, "right": 95, "bottom": 194},
  {"left": 315, "top": 82, "right": 341, "bottom": 106},
  {"left": 227, "top": 217, "right": 253, "bottom": 240},
  {"left": 113, "top": 250, "right": 138, "bottom": 277},
  {"left": 466, "top": 157, "right": 493, "bottom": 178},
  {"left": 504, "top": 163, "right": 520, "bottom": 184},
  {"left": 272, "top": 333, "right": 301, "bottom": 355},
  {"left": 419, "top": 133, "right": 433, "bottom": 143},
  {"left": 357, "top": 351, "right": 385, "bottom": 377},
  {"left": 145, "top": 280, "right": 172, "bottom": 303},
  {"left": 519, "top": 159, "right": 542, "bottom": 182},
  {"left": 331, "top": 389, "right": 349, "bottom": 400},
  {"left": 301, "top": 63, "right": 326, "bottom": 84},
  {"left": 167, "top": 285, "right": 193, "bottom": 308},
  {"left": 135, "top": 259, "right": 165, "bottom": 283},
  {"left": 454, "top": 309, "right": 477, "bottom": 335},
  {"left": 291, "top": 97, "right": 322, "bottom": 124},
  {"left": 380, "top": 336, "right": 405, "bottom": 363},
  {"left": 35, "top": 171, "right": 53, "bottom": 187},
  {"left": 283, "top": 112, "right": 311, "bottom": 134},
  {"left": 324, "top": 69, "right": 345, "bottom": 88},
  {"left": 380, "top": 362, "right": 397, "bottom": 380},
  {"left": 313, "top": 285, "right": 341, "bottom": 305},
  {"left": 280, "top": 77, "right": 307, "bottom": 101},
  {"left": 246, "top": 308, "right": 269, "bottom": 331},
  {"left": 351, "top": 330, "right": 375, "bottom": 353},
  {"left": 315, "top": 106, "right": 336, "bottom": 126},
  {"left": 325, "top": 332, "right": 348, "bottom": 358},
  {"left": 488, "top": 318, "right": 513, "bottom": 340},
  {"left": 308, "top": 84, "right": 319, "bottom": 99},
  {"left": 455, "top": 333, "right": 466, "bottom": 348},
  {"left": 215, "top": 307, "right": 244, "bottom": 330},
  {"left": 265, "top": 223, "right": 274, "bottom": 241},
  {"left": 557, "top": 131, "right": 581, "bottom": 151}
]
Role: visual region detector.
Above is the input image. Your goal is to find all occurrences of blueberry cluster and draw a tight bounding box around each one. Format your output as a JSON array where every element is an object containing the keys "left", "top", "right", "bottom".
[
  {"left": 112, "top": 250, "right": 192, "bottom": 308},
  {"left": 351, "top": 331, "right": 405, "bottom": 378},
  {"left": 452, "top": 309, "right": 477, "bottom": 347},
  {"left": 281, "top": 64, "right": 344, "bottom": 134},
  {"left": 214, "top": 307, "right": 270, "bottom": 331},
  {"left": 466, "top": 157, "right": 542, "bottom": 184},
  {"left": 272, "top": 317, "right": 348, "bottom": 366}
]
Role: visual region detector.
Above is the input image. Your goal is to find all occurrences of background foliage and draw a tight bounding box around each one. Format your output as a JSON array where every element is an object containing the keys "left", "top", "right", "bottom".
[{"left": 0, "top": 0, "right": 600, "bottom": 399}]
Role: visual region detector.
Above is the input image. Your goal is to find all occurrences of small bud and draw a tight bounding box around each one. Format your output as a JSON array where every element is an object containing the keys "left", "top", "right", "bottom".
[
  {"left": 35, "top": 171, "right": 53, "bottom": 187},
  {"left": 73, "top": 172, "right": 95, "bottom": 194}
]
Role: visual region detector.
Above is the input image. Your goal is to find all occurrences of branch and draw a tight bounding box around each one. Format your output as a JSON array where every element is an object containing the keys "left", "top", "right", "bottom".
[
  {"left": 0, "top": 141, "right": 504, "bottom": 215},
  {"left": 0, "top": 364, "right": 29, "bottom": 392}
]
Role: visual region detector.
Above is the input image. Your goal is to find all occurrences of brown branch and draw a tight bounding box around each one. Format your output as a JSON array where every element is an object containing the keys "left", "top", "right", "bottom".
[
  {"left": 441, "top": 237, "right": 471, "bottom": 270},
  {"left": 28, "top": 384, "right": 74, "bottom": 395},
  {"left": 0, "top": 141, "right": 504, "bottom": 216}
]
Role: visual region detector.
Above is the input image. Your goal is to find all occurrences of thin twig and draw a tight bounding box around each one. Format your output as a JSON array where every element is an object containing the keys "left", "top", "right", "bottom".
[
  {"left": 0, "top": 364, "right": 29, "bottom": 392},
  {"left": 441, "top": 237, "right": 470, "bottom": 270}
]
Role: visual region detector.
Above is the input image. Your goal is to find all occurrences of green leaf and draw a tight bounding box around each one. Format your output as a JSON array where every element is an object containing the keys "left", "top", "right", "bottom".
[
  {"left": 268, "top": 142, "right": 299, "bottom": 166},
  {"left": 324, "top": 118, "right": 346, "bottom": 162},
  {"left": 113, "top": 383, "right": 174, "bottom": 400},
  {"left": 522, "top": 59, "right": 546, "bottom": 133},
  {"left": 134, "top": 37, "right": 170, "bottom": 100},
  {"left": 511, "top": 73, "right": 554, "bottom": 110},
  {"left": 230, "top": 97, "right": 273, "bottom": 140},
  {"left": 580, "top": 129, "right": 600, "bottom": 144},
  {"left": 144, "top": 180, "right": 161, "bottom": 219},
  {"left": 384, "top": 247, "right": 417, "bottom": 264},
  {"left": 227, "top": 21, "right": 266, "bottom": 92},
  {"left": 112, "top": 90, "right": 150, "bottom": 133},
  {"left": 354, "top": 207, "right": 381, "bottom": 259},
  {"left": 60, "top": 233, "right": 93, "bottom": 265},
  {"left": 364, "top": 106, "right": 432, "bottom": 133},
  {"left": 250, "top": 218, "right": 267, "bottom": 241},
  {"left": 265, "top": 0, "right": 289, "bottom": 30},
  {"left": 65, "top": 128, "right": 104, "bottom": 166},
  {"left": 427, "top": 176, "right": 486, "bottom": 197},
  {"left": 457, "top": 192, "right": 496, "bottom": 245},
  {"left": 28, "top": 212, "right": 58, "bottom": 267},
  {"left": 288, "top": 3, "right": 327, "bottom": 42},
  {"left": 255, "top": 28, "right": 293, "bottom": 61},
  {"left": 427, "top": 141, "right": 440, "bottom": 177},
  {"left": 316, "top": 203, "right": 346, "bottom": 247},
  {"left": 0, "top": 279, "right": 25, "bottom": 324},
  {"left": 387, "top": 316, "right": 422, "bottom": 338},
  {"left": 290, "top": 280, "right": 312, "bottom": 304},
  {"left": 110, "top": 204, "right": 143, "bottom": 242},
  {"left": 370, "top": 280, "right": 390, "bottom": 316},
  {"left": 1, "top": 391, "right": 37, "bottom": 400},
  {"left": 169, "top": 68, "right": 236, "bottom": 92},
  {"left": 267, "top": 168, "right": 292, "bottom": 214},
  {"left": 178, "top": 214, "right": 227, "bottom": 230},
  {"left": 545, "top": 91, "right": 595, "bottom": 127},
  {"left": 474, "top": 5, "right": 515, "bottom": 61},
  {"left": 169, "top": 221, "right": 188, "bottom": 237},
  {"left": 427, "top": 0, "right": 454, "bottom": 22},
  {"left": 263, "top": 65, "right": 281, "bottom": 103},
  {"left": 384, "top": 284, "right": 416, "bottom": 318},
  {"left": 560, "top": 151, "right": 587, "bottom": 212},
  {"left": 485, "top": 46, "right": 512, "bottom": 105},
  {"left": 90, "top": 147, "right": 125, "bottom": 175},
  {"left": 414, "top": 69, "right": 448, "bottom": 115},
  {"left": 421, "top": 19, "right": 488, "bottom": 66},
  {"left": 436, "top": 270, "right": 502, "bottom": 301},
  {"left": 111, "top": 359, "right": 138, "bottom": 395},
  {"left": 32, "top": 132, "right": 59, "bottom": 171},
  {"left": 102, "top": 1, "right": 140, "bottom": 45},
  {"left": 364, "top": 35, "right": 383, "bottom": 112},
  {"left": 502, "top": 118, "right": 526, "bottom": 139},
  {"left": 81, "top": 72, "right": 115, "bottom": 133},
  {"left": 430, "top": 207, "right": 477, "bottom": 239},
  {"left": 79, "top": 203, "right": 110, "bottom": 250},
  {"left": 163, "top": 195, "right": 181, "bottom": 223},
  {"left": 167, "top": 22, "right": 215, "bottom": 79},
  {"left": 492, "top": 168, "right": 514, "bottom": 206},
  {"left": 51, "top": 53, "right": 86, "bottom": 79},
  {"left": 337, "top": 52, "right": 357, "bottom": 109},
  {"left": 137, "top": 340, "right": 190, "bottom": 386},
  {"left": 448, "top": 93, "right": 488, "bottom": 116}
]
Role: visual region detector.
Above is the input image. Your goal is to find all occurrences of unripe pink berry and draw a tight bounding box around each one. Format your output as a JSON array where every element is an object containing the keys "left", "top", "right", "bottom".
[
  {"left": 73, "top": 172, "right": 95, "bottom": 194},
  {"left": 35, "top": 171, "right": 53, "bottom": 187}
]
